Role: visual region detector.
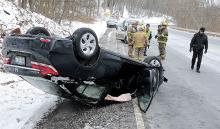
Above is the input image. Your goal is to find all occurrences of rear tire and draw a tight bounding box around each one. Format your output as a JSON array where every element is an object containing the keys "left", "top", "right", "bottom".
[
  {"left": 71, "top": 28, "right": 99, "bottom": 60},
  {"left": 26, "top": 27, "right": 50, "bottom": 36}
]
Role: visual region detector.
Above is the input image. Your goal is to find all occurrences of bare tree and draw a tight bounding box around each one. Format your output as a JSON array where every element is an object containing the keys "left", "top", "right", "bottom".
[{"left": 7, "top": 0, "right": 220, "bottom": 32}]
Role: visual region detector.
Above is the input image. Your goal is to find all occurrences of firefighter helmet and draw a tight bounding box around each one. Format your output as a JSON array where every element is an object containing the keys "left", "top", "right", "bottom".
[
  {"left": 161, "top": 21, "right": 168, "bottom": 26},
  {"left": 132, "top": 21, "right": 138, "bottom": 26}
]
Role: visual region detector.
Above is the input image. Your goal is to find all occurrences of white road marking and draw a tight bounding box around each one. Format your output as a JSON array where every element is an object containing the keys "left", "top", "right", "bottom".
[{"left": 132, "top": 98, "right": 146, "bottom": 129}]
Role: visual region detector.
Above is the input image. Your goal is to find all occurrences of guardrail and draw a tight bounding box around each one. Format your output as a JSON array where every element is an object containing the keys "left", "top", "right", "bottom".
[{"left": 170, "top": 26, "right": 220, "bottom": 37}]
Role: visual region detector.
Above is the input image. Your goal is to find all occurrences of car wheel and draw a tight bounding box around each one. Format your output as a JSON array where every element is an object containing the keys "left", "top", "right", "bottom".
[
  {"left": 144, "top": 56, "right": 164, "bottom": 87},
  {"left": 26, "top": 27, "right": 50, "bottom": 36},
  {"left": 144, "top": 56, "right": 162, "bottom": 67},
  {"left": 72, "top": 28, "right": 99, "bottom": 60}
]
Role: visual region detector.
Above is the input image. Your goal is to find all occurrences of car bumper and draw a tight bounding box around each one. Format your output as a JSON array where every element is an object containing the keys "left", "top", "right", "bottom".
[
  {"left": 3, "top": 63, "right": 72, "bottom": 97},
  {"left": 4, "top": 64, "right": 41, "bottom": 77},
  {"left": 21, "top": 75, "right": 73, "bottom": 99},
  {"left": 107, "top": 22, "right": 117, "bottom": 26}
]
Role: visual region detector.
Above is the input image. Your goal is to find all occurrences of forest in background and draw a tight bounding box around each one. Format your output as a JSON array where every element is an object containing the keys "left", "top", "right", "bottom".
[{"left": 7, "top": 0, "right": 220, "bottom": 32}]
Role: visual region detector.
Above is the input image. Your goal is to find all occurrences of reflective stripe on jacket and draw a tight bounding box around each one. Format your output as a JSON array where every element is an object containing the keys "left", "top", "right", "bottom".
[{"left": 157, "top": 28, "right": 168, "bottom": 43}]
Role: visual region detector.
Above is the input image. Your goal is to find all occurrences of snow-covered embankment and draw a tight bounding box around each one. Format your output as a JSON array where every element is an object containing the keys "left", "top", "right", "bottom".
[{"left": 0, "top": 0, "right": 107, "bottom": 129}]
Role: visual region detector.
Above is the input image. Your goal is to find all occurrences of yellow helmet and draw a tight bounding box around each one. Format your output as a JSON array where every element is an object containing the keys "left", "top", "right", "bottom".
[
  {"left": 132, "top": 21, "right": 138, "bottom": 26},
  {"left": 161, "top": 21, "right": 168, "bottom": 26}
]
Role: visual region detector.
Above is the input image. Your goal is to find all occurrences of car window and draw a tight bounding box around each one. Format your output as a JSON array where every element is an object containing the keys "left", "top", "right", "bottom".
[{"left": 117, "top": 23, "right": 126, "bottom": 31}]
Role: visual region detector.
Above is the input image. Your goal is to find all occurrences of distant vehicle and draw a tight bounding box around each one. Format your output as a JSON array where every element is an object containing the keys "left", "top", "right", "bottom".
[
  {"left": 1, "top": 27, "right": 167, "bottom": 112},
  {"left": 116, "top": 22, "right": 128, "bottom": 43},
  {"left": 115, "top": 19, "right": 139, "bottom": 44},
  {"left": 107, "top": 17, "right": 118, "bottom": 28},
  {"left": 123, "top": 19, "right": 139, "bottom": 30}
]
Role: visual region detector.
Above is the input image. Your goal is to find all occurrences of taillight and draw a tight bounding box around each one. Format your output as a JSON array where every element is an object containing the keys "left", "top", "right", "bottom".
[
  {"left": 3, "top": 58, "right": 11, "bottom": 64},
  {"left": 31, "top": 61, "right": 59, "bottom": 76},
  {"left": 40, "top": 38, "right": 51, "bottom": 43}
]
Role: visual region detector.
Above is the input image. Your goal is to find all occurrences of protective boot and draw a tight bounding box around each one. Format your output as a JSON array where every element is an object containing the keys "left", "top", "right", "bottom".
[{"left": 191, "top": 65, "right": 194, "bottom": 70}]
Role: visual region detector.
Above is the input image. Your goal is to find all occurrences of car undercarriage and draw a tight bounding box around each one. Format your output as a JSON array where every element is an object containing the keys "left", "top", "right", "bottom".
[{"left": 1, "top": 27, "right": 167, "bottom": 112}]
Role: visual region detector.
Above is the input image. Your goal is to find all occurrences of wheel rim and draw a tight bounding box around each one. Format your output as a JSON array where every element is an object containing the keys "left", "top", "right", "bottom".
[
  {"left": 80, "top": 33, "right": 96, "bottom": 56},
  {"left": 150, "top": 59, "right": 161, "bottom": 67}
]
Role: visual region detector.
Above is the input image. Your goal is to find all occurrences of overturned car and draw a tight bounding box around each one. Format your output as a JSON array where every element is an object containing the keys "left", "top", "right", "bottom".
[{"left": 1, "top": 27, "right": 167, "bottom": 112}]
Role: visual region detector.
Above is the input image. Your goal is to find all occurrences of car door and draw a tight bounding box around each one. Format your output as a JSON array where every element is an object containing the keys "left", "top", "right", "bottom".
[{"left": 137, "top": 69, "right": 158, "bottom": 112}]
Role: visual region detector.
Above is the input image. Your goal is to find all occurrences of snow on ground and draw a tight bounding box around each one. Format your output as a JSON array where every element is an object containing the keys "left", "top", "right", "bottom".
[
  {"left": 0, "top": 73, "right": 58, "bottom": 129},
  {"left": 144, "top": 17, "right": 164, "bottom": 25},
  {"left": 143, "top": 16, "right": 175, "bottom": 25},
  {"left": 0, "top": 1, "right": 67, "bottom": 37},
  {"left": 61, "top": 20, "right": 107, "bottom": 40},
  {"left": 0, "top": 0, "right": 106, "bottom": 38},
  {"left": 0, "top": 0, "right": 107, "bottom": 129}
]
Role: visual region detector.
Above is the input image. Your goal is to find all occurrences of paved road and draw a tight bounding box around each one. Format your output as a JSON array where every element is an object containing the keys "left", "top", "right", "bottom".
[
  {"left": 35, "top": 27, "right": 220, "bottom": 129},
  {"left": 145, "top": 27, "right": 220, "bottom": 129}
]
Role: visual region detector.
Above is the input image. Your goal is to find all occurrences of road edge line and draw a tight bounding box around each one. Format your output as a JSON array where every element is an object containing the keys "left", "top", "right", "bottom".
[{"left": 132, "top": 98, "right": 146, "bottom": 129}]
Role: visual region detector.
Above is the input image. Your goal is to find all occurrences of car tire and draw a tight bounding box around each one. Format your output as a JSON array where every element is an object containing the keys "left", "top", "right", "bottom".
[
  {"left": 26, "top": 27, "right": 50, "bottom": 36},
  {"left": 71, "top": 28, "right": 99, "bottom": 60},
  {"left": 144, "top": 56, "right": 164, "bottom": 87}
]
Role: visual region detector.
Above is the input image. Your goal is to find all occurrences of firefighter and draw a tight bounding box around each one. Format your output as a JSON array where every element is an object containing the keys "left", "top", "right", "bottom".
[
  {"left": 157, "top": 22, "right": 168, "bottom": 60},
  {"left": 190, "top": 27, "right": 208, "bottom": 73},
  {"left": 144, "top": 24, "right": 152, "bottom": 56},
  {"left": 0, "top": 24, "right": 6, "bottom": 38},
  {"left": 127, "top": 21, "right": 138, "bottom": 58},
  {"left": 132, "top": 26, "right": 148, "bottom": 61}
]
